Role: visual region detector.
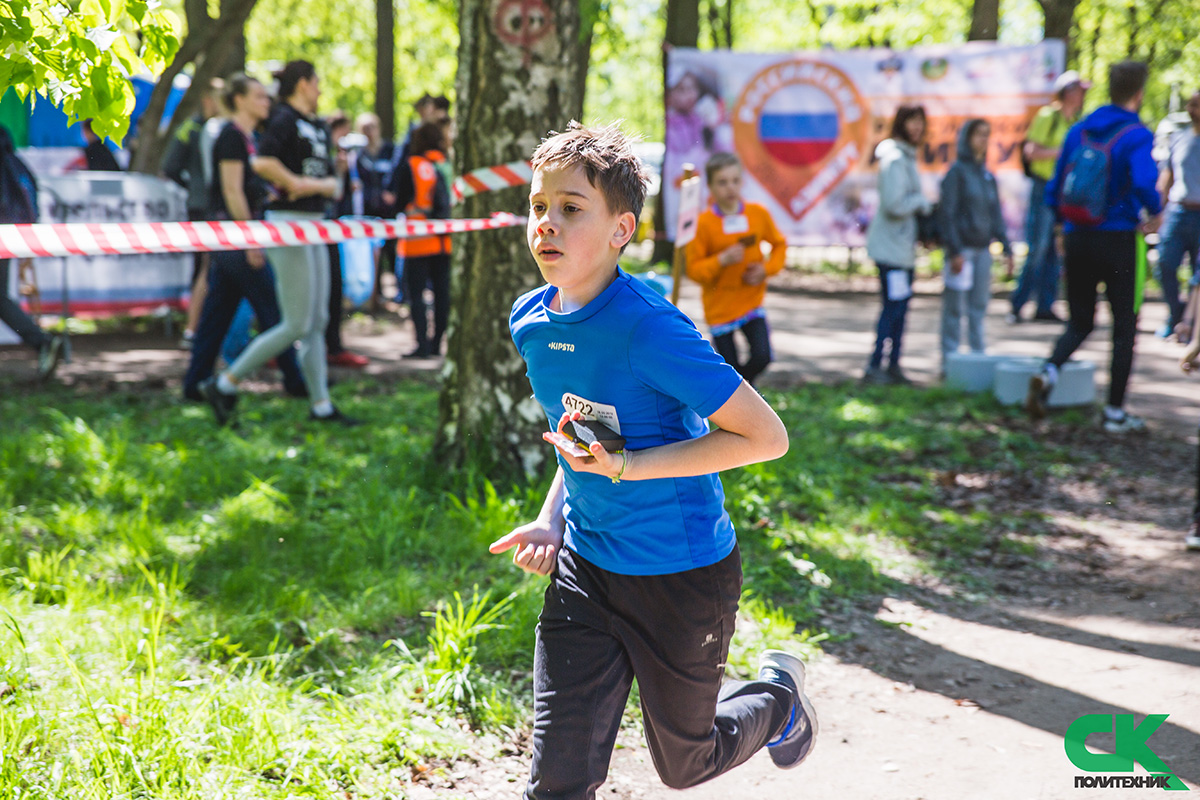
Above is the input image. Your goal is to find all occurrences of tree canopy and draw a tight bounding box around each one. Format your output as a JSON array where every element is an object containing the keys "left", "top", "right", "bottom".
[{"left": 0, "top": 0, "right": 179, "bottom": 142}]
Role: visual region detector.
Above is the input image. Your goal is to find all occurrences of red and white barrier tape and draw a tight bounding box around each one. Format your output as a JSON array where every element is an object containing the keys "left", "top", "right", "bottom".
[
  {"left": 452, "top": 160, "right": 533, "bottom": 204},
  {"left": 0, "top": 213, "right": 526, "bottom": 260}
]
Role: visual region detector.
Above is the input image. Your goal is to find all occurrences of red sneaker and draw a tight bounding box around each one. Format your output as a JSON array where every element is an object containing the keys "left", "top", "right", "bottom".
[{"left": 327, "top": 350, "right": 369, "bottom": 368}]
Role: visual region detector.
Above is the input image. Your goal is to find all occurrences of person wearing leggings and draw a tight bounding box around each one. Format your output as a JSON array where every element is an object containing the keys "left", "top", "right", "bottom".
[{"left": 200, "top": 60, "right": 358, "bottom": 427}]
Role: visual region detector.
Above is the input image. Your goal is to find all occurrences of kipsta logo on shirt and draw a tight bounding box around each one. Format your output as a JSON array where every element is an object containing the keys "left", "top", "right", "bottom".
[{"left": 732, "top": 59, "right": 870, "bottom": 222}]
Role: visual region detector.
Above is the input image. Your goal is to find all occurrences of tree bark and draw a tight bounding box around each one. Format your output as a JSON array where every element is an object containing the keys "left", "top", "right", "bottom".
[
  {"left": 376, "top": 0, "right": 396, "bottom": 140},
  {"left": 435, "top": 0, "right": 589, "bottom": 475},
  {"left": 128, "top": 0, "right": 260, "bottom": 173},
  {"left": 968, "top": 0, "right": 1000, "bottom": 40},
  {"left": 1037, "top": 0, "right": 1080, "bottom": 50},
  {"left": 652, "top": 0, "right": 701, "bottom": 263}
]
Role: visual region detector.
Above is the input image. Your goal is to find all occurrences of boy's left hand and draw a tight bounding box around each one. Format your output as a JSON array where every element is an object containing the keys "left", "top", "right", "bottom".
[
  {"left": 742, "top": 261, "right": 766, "bottom": 286},
  {"left": 544, "top": 411, "right": 627, "bottom": 481}
]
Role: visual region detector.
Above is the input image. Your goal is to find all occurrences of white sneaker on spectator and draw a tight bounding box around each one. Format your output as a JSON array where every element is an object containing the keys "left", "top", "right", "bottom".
[
  {"left": 1102, "top": 412, "right": 1146, "bottom": 434},
  {"left": 1186, "top": 521, "right": 1200, "bottom": 552}
]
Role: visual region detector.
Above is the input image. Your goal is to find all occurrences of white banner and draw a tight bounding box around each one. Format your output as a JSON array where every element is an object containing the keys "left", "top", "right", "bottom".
[
  {"left": 30, "top": 172, "right": 190, "bottom": 315},
  {"left": 664, "top": 41, "right": 1067, "bottom": 246}
]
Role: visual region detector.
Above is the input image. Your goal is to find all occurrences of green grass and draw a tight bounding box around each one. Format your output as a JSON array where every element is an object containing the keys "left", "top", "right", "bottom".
[{"left": 0, "top": 378, "right": 1080, "bottom": 796}]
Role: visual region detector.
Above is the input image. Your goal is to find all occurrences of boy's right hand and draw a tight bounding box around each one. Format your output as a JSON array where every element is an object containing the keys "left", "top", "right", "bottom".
[
  {"left": 489, "top": 519, "right": 563, "bottom": 576},
  {"left": 718, "top": 243, "right": 746, "bottom": 267}
]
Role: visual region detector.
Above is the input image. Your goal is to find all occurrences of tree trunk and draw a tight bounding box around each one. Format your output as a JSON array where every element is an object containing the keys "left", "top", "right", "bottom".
[
  {"left": 435, "top": 0, "right": 589, "bottom": 475},
  {"left": 652, "top": 0, "right": 701, "bottom": 263},
  {"left": 1037, "top": 0, "right": 1080, "bottom": 50},
  {"left": 376, "top": 0, "right": 396, "bottom": 140},
  {"left": 128, "top": 0, "right": 259, "bottom": 173},
  {"left": 968, "top": 0, "right": 1000, "bottom": 40}
]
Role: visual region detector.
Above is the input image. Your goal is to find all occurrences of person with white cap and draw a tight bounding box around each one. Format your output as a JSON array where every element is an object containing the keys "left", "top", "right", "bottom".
[{"left": 1009, "top": 69, "right": 1091, "bottom": 324}]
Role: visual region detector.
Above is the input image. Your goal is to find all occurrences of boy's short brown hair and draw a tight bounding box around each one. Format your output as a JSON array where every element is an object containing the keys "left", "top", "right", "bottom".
[
  {"left": 530, "top": 121, "right": 649, "bottom": 221},
  {"left": 704, "top": 152, "right": 741, "bottom": 184}
]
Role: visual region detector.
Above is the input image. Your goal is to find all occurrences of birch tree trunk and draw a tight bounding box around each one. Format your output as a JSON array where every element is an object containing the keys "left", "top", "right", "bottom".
[
  {"left": 968, "top": 0, "right": 1001, "bottom": 40},
  {"left": 435, "top": 0, "right": 588, "bottom": 476},
  {"left": 1037, "top": 0, "right": 1081, "bottom": 49}
]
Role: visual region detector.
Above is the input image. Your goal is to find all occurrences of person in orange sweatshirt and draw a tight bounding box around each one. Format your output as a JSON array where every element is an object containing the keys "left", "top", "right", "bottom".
[{"left": 685, "top": 152, "right": 787, "bottom": 386}]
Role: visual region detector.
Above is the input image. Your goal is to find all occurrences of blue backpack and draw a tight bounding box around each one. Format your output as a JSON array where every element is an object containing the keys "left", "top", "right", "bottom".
[{"left": 1058, "top": 124, "right": 1138, "bottom": 226}]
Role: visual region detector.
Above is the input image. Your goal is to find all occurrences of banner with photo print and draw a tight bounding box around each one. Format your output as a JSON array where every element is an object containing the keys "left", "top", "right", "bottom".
[{"left": 664, "top": 41, "right": 1066, "bottom": 246}]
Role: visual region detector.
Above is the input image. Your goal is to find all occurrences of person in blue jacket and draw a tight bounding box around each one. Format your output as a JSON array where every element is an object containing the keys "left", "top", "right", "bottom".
[{"left": 1026, "top": 61, "right": 1163, "bottom": 433}]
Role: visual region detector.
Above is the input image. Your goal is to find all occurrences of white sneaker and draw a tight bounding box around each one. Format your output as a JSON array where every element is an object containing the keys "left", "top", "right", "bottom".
[
  {"left": 1102, "top": 413, "right": 1147, "bottom": 434},
  {"left": 1186, "top": 522, "right": 1200, "bottom": 552}
]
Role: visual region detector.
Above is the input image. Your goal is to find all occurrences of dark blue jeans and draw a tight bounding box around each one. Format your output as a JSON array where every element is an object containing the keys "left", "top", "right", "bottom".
[
  {"left": 183, "top": 248, "right": 306, "bottom": 397},
  {"left": 1011, "top": 177, "right": 1060, "bottom": 316},
  {"left": 870, "top": 263, "right": 912, "bottom": 370},
  {"left": 1155, "top": 204, "right": 1200, "bottom": 328},
  {"left": 405, "top": 252, "right": 451, "bottom": 352}
]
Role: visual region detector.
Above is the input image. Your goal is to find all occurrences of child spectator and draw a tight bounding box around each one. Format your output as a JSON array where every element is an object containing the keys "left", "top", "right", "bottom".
[
  {"left": 938, "top": 119, "right": 1014, "bottom": 369},
  {"left": 391, "top": 122, "right": 452, "bottom": 358},
  {"left": 685, "top": 152, "right": 787, "bottom": 386},
  {"left": 491, "top": 122, "right": 817, "bottom": 799},
  {"left": 864, "top": 105, "right": 932, "bottom": 385}
]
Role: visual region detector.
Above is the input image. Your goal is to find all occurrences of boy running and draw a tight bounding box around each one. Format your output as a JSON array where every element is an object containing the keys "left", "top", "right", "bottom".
[{"left": 490, "top": 123, "right": 818, "bottom": 799}]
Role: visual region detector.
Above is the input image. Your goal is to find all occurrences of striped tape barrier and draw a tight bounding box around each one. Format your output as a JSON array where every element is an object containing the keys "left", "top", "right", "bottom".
[
  {"left": 452, "top": 160, "right": 533, "bottom": 204},
  {"left": 0, "top": 213, "right": 526, "bottom": 260}
]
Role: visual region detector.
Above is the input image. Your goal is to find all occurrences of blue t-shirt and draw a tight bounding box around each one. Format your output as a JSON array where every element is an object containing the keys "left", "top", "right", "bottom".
[{"left": 510, "top": 270, "right": 744, "bottom": 576}]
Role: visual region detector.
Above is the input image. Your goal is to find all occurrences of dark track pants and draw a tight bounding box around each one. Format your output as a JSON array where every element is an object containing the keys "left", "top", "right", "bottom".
[
  {"left": 1048, "top": 229, "right": 1138, "bottom": 409},
  {"left": 713, "top": 316, "right": 772, "bottom": 386},
  {"left": 526, "top": 546, "right": 791, "bottom": 800}
]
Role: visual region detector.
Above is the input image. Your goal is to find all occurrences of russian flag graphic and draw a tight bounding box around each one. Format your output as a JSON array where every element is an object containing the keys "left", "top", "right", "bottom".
[{"left": 758, "top": 86, "right": 840, "bottom": 167}]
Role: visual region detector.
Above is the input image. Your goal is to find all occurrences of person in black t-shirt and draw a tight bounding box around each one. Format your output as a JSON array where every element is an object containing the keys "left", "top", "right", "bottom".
[
  {"left": 183, "top": 74, "right": 306, "bottom": 402},
  {"left": 199, "top": 60, "right": 358, "bottom": 427}
]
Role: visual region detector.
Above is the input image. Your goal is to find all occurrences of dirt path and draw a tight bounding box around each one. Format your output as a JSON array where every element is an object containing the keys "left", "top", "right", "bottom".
[{"left": 3, "top": 275, "right": 1198, "bottom": 799}]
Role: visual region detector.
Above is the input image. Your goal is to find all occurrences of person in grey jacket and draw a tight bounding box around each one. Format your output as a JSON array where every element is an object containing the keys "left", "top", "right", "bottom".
[
  {"left": 864, "top": 105, "right": 932, "bottom": 385},
  {"left": 938, "top": 119, "right": 1014, "bottom": 368}
]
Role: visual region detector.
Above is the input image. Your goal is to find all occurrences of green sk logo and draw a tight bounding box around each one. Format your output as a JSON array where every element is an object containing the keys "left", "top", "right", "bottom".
[{"left": 1065, "top": 714, "right": 1189, "bottom": 791}]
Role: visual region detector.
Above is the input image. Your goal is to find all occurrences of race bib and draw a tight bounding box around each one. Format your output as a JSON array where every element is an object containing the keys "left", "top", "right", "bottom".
[
  {"left": 561, "top": 392, "right": 621, "bottom": 434},
  {"left": 722, "top": 214, "right": 750, "bottom": 235}
]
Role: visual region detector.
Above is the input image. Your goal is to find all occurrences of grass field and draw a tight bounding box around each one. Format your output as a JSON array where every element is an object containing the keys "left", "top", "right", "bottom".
[{"left": 0, "top": 378, "right": 1081, "bottom": 798}]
